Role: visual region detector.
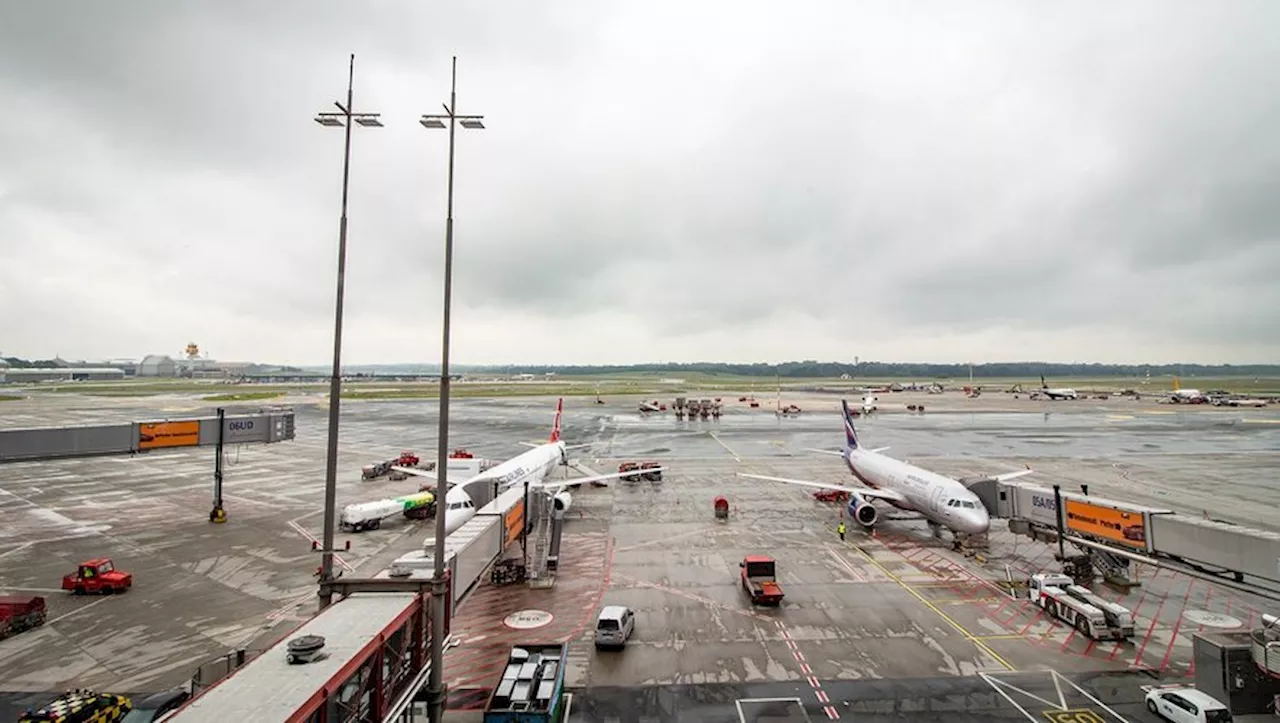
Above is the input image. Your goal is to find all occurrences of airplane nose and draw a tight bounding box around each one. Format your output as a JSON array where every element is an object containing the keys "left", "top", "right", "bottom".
[{"left": 966, "top": 509, "right": 990, "bottom": 534}]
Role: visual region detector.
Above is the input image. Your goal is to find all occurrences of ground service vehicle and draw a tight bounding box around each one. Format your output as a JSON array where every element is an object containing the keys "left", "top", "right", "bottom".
[
  {"left": 594, "top": 605, "right": 636, "bottom": 649},
  {"left": 18, "top": 689, "right": 132, "bottom": 722},
  {"left": 740, "top": 555, "right": 784, "bottom": 605},
  {"left": 619, "top": 462, "right": 642, "bottom": 482},
  {"left": 1027, "top": 573, "right": 1133, "bottom": 641},
  {"left": 339, "top": 491, "right": 436, "bottom": 532},
  {"left": 362, "top": 450, "right": 420, "bottom": 480},
  {"left": 640, "top": 462, "right": 662, "bottom": 481},
  {"left": 121, "top": 687, "right": 191, "bottom": 722},
  {"left": 0, "top": 595, "right": 47, "bottom": 640},
  {"left": 1143, "top": 684, "right": 1233, "bottom": 722},
  {"left": 483, "top": 644, "right": 568, "bottom": 722},
  {"left": 62, "top": 558, "right": 132, "bottom": 595}
]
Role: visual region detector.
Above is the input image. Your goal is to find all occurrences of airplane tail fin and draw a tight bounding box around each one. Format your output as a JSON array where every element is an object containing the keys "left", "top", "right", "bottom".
[
  {"left": 549, "top": 397, "right": 563, "bottom": 443},
  {"left": 840, "top": 399, "right": 859, "bottom": 451},
  {"left": 1173, "top": 375, "right": 1181, "bottom": 391},
  {"left": 1040, "top": 375, "right": 1048, "bottom": 388}
]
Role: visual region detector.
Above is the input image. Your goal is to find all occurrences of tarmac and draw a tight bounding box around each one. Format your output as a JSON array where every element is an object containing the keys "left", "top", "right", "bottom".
[{"left": 1, "top": 390, "right": 1279, "bottom": 722}]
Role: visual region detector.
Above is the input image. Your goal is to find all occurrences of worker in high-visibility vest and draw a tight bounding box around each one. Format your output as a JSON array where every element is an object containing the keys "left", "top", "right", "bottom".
[{"left": 837, "top": 521, "right": 846, "bottom": 541}]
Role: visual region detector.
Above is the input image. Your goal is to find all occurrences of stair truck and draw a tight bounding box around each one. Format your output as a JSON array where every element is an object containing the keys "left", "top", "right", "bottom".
[
  {"left": 340, "top": 491, "right": 436, "bottom": 532},
  {"left": 1028, "top": 573, "right": 1134, "bottom": 641},
  {"left": 740, "top": 555, "right": 785, "bottom": 606}
]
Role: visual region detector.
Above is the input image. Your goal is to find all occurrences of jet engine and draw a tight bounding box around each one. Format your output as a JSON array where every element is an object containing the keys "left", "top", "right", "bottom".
[
  {"left": 552, "top": 490, "right": 573, "bottom": 513},
  {"left": 846, "top": 493, "right": 878, "bottom": 528}
]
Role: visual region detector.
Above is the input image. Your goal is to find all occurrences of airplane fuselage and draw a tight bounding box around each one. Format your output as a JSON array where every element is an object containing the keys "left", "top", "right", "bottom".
[
  {"left": 441, "top": 441, "right": 566, "bottom": 534},
  {"left": 1042, "top": 388, "right": 1078, "bottom": 400},
  {"left": 842, "top": 448, "right": 990, "bottom": 534}
]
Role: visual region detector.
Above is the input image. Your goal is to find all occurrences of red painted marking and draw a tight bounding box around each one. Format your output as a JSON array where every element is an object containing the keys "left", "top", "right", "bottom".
[
  {"left": 1060, "top": 624, "right": 1080, "bottom": 651},
  {"left": 1157, "top": 581, "right": 1194, "bottom": 672},
  {"left": 816, "top": 690, "right": 829, "bottom": 703},
  {"left": 1132, "top": 584, "right": 1170, "bottom": 668},
  {"left": 825, "top": 704, "right": 840, "bottom": 719},
  {"left": 1018, "top": 607, "right": 1047, "bottom": 636}
]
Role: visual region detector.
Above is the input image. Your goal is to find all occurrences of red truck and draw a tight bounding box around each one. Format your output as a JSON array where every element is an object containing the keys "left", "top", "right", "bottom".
[
  {"left": 0, "top": 596, "right": 46, "bottom": 640},
  {"left": 62, "top": 558, "right": 133, "bottom": 595},
  {"left": 740, "top": 555, "right": 784, "bottom": 605}
]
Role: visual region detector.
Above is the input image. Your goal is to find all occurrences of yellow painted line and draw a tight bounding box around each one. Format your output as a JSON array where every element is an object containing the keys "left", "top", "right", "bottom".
[
  {"left": 840, "top": 530, "right": 1015, "bottom": 671},
  {"left": 1106, "top": 414, "right": 1134, "bottom": 421},
  {"left": 972, "top": 634, "right": 1029, "bottom": 641},
  {"left": 1242, "top": 418, "right": 1280, "bottom": 424}
]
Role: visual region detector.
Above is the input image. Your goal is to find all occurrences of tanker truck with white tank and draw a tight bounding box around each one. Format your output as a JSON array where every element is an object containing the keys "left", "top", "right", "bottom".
[{"left": 340, "top": 491, "right": 436, "bottom": 532}]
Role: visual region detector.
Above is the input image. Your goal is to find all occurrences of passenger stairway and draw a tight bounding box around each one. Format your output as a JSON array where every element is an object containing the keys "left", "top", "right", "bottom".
[{"left": 1089, "top": 547, "right": 1137, "bottom": 586}]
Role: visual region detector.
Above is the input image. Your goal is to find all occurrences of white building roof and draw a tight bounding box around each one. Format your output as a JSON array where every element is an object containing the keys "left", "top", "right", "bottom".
[{"left": 167, "top": 592, "right": 419, "bottom": 722}]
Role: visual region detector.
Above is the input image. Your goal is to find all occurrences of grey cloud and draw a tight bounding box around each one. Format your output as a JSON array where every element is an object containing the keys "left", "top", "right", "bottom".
[{"left": 2, "top": 1, "right": 1279, "bottom": 364}]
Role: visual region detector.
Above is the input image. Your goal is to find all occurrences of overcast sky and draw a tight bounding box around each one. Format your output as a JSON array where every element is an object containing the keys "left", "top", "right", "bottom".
[{"left": 2, "top": 2, "right": 1278, "bottom": 366}]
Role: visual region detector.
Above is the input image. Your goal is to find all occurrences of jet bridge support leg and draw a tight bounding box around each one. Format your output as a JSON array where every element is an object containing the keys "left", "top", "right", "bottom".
[{"left": 546, "top": 510, "right": 565, "bottom": 572}]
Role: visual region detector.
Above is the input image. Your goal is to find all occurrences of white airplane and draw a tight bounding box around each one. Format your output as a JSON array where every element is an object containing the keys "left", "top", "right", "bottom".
[
  {"left": 738, "top": 399, "right": 1033, "bottom": 541},
  {"left": 1169, "top": 376, "right": 1205, "bottom": 403},
  {"left": 860, "top": 394, "right": 878, "bottom": 414},
  {"left": 1039, "top": 375, "right": 1079, "bottom": 400},
  {"left": 393, "top": 398, "right": 663, "bottom": 535}
]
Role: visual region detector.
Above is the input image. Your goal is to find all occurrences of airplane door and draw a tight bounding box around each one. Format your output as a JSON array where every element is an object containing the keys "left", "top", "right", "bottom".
[{"left": 929, "top": 485, "right": 948, "bottom": 514}]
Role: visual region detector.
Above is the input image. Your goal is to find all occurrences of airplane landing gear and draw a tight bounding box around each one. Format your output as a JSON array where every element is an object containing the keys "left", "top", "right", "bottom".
[{"left": 927, "top": 520, "right": 944, "bottom": 540}]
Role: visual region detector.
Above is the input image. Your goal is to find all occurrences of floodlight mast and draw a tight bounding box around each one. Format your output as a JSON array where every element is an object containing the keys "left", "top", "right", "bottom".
[
  {"left": 418, "top": 55, "right": 484, "bottom": 723},
  {"left": 312, "top": 53, "right": 382, "bottom": 611}
]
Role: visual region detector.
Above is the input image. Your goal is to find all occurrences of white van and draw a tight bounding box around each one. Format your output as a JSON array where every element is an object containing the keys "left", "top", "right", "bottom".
[
  {"left": 594, "top": 605, "right": 635, "bottom": 649},
  {"left": 1144, "top": 685, "right": 1232, "bottom": 722}
]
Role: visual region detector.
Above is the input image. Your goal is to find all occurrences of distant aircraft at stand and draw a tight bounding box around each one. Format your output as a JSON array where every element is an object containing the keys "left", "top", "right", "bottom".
[
  {"left": 1169, "top": 376, "right": 1206, "bottom": 403},
  {"left": 393, "top": 398, "right": 663, "bottom": 535},
  {"left": 1039, "top": 375, "right": 1079, "bottom": 400},
  {"left": 738, "top": 399, "right": 1033, "bottom": 544}
]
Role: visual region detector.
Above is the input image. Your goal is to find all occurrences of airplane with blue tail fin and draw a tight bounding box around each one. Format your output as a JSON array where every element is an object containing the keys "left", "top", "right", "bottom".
[{"left": 738, "top": 399, "right": 1032, "bottom": 542}]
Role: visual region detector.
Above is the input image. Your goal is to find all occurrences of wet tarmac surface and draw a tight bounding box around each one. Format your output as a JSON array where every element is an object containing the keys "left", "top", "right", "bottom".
[{"left": 1, "top": 391, "right": 1278, "bottom": 721}]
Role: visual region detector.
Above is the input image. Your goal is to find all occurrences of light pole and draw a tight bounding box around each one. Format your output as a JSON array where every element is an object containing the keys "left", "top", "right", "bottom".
[
  {"left": 314, "top": 53, "right": 383, "bottom": 610},
  {"left": 420, "top": 55, "right": 484, "bottom": 723}
]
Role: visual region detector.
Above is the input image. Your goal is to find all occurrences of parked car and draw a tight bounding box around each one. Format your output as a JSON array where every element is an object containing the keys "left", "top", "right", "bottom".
[
  {"left": 594, "top": 605, "right": 635, "bottom": 649},
  {"left": 1144, "top": 685, "right": 1232, "bottom": 722}
]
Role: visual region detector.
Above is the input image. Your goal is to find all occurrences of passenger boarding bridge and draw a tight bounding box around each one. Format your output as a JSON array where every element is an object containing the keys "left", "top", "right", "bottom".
[{"left": 165, "top": 478, "right": 534, "bottom": 722}]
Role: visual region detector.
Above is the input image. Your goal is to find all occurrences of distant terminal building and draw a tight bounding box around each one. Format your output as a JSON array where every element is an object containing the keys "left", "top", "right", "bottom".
[
  {"left": 138, "top": 354, "right": 179, "bottom": 378},
  {"left": 3, "top": 367, "right": 126, "bottom": 383}
]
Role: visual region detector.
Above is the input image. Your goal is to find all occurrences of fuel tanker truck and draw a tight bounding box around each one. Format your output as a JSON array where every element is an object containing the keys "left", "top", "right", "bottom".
[{"left": 339, "top": 491, "right": 436, "bottom": 532}]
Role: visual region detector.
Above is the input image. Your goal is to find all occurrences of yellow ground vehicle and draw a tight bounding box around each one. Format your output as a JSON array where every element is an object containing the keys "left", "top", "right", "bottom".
[{"left": 18, "top": 690, "right": 131, "bottom": 722}]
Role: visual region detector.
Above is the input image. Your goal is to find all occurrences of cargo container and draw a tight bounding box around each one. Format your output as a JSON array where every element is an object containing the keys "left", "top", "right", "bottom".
[
  {"left": 1149, "top": 514, "right": 1280, "bottom": 584},
  {"left": 484, "top": 644, "right": 567, "bottom": 723}
]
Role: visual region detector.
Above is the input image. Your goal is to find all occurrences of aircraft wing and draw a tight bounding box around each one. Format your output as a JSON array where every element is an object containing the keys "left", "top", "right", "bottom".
[
  {"left": 737, "top": 472, "right": 907, "bottom": 503},
  {"left": 390, "top": 466, "right": 476, "bottom": 487},
  {"left": 532, "top": 466, "right": 667, "bottom": 492}
]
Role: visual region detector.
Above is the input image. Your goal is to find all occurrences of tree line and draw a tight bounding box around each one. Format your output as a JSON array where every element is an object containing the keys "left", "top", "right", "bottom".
[{"left": 467, "top": 361, "right": 1280, "bottom": 379}]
